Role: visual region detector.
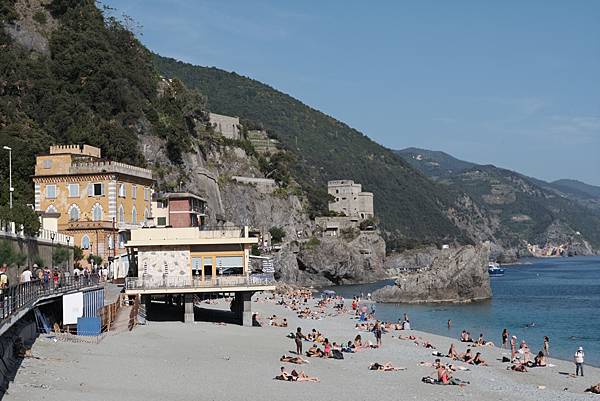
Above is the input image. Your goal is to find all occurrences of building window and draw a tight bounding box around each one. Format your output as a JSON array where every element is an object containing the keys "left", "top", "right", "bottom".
[
  {"left": 143, "top": 208, "right": 149, "bottom": 223},
  {"left": 108, "top": 235, "right": 114, "bottom": 250},
  {"left": 157, "top": 217, "right": 166, "bottom": 226},
  {"left": 43, "top": 160, "right": 52, "bottom": 169},
  {"left": 46, "top": 205, "right": 58, "bottom": 214},
  {"left": 46, "top": 185, "right": 57, "bottom": 199},
  {"left": 144, "top": 188, "right": 150, "bottom": 201},
  {"left": 88, "top": 183, "right": 104, "bottom": 197},
  {"left": 132, "top": 185, "right": 137, "bottom": 199},
  {"left": 131, "top": 207, "right": 137, "bottom": 224},
  {"left": 82, "top": 235, "right": 90, "bottom": 250},
  {"left": 92, "top": 203, "right": 103, "bottom": 221},
  {"left": 118, "top": 205, "right": 125, "bottom": 223},
  {"left": 68, "top": 183, "right": 79, "bottom": 197},
  {"left": 118, "top": 184, "right": 126, "bottom": 197},
  {"left": 68, "top": 204, "right": 80, "bottom": 221}
]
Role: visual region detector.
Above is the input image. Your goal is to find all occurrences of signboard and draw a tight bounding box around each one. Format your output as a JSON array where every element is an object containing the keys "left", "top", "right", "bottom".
[{"left": 63, "top": 292, "right": 84, "bottom": 325}]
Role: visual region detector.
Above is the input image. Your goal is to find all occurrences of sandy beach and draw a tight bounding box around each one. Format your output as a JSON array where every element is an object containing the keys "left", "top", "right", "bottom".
[{"left": 4, "top": 293, "right": 599, "bottom": 401}]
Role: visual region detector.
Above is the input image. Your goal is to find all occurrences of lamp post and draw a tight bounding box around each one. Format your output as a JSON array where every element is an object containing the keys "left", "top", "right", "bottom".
[
  {"left": 2, "top": 146, "right": 12, "bottom": 209},
  {"left": 50, "top": 232, "right": 55, "bottom": 270},
  {"left": 66, "top": 237, "right": 71, "bottom": 273}
]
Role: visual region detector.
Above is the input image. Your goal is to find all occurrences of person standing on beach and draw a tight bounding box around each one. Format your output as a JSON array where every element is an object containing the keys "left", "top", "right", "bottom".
[
  {"left": 373, "top": 321, "right": 382, "bottom": 348},
  {"left": 575, "top": 346, "right": 585, "bottom": 376},
  {"left": 502, "top": 329, "right": 509, "bottom": 349},
  {"left": 295, "top": 327, "right": 305, "bottom": 355},
  {"left": 543, "top": 336, "right": 550, "bottom": 356},
  {"left": 510, "top": 335, "right": 517, "bottom": 360}
]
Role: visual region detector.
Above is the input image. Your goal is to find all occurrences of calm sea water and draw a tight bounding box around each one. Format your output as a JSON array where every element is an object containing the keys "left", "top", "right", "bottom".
[{"left": 323, "top": 256, "right": 600, "bottom": 366}]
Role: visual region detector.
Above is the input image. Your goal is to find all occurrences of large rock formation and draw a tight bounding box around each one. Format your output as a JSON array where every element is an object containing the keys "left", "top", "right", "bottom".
[
  {"left": 373, "top": 243, "right": 491, "bottom": 303},
  {"left": 275, "top": 231, "right": 388, "bottom": 286}
]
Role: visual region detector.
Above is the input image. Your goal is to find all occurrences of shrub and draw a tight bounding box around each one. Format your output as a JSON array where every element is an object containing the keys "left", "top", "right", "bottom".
[
  {"left": 251, "top": 244, "right": 260, "bottom": 256},
  {"left": 33, "top": 10, "right": 47, "bottom": 24},
  {"left": 269, "top": 226, "right": 286, "bottom": 243}
]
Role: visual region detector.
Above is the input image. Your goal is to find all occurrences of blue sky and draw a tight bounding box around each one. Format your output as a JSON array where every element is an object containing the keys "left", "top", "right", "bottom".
[{"left": 104, "top": 0, "right": 600, "bottom": 185}]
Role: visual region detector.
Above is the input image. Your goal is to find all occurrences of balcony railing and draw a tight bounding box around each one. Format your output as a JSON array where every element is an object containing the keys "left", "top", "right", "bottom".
[
  {"left": 125, "top": 274, "right": 275, "bottom": 291},
  {"left": 0, "top": 275, "right": 101, "bottom": 323}
]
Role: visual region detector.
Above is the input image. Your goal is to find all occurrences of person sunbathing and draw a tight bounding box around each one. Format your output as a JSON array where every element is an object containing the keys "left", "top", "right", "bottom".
[
  {"left": 531, "top": 351, "right": 547, "bottom": 367},
  {"left": 459, "top": 348, "right": 474, "bottom": 363},
  {"left": 275, "top": 367, "right": 295, "bottom": 381},
  {"left": 585, "top": 383, "right": 600, "bottom": 394},
  {"left": 437, "top": 364, "right": 469, "bottom": 385},
  {"left": 471, "top": 352, "right": 487, "bottom": 366},
  {"left": 305, "top": 345, "right": 324, "bottom": 358},
  {"left": 509, "top": 362, "right": 528, "bottom": 372},
  {"left": 342, "top": 341, "right": 355, "bottom": 353},
  {"left": 369, "top": 362, "right": 406, "bottom": 371},
  {"left": 447, "top": 344, "right": 459, "bottom": 360},
  {"left": 280, "top": 355, "right": 310, "bottom": 364},
  {"left": 291, "top": 370, "right": 320, "bottom": 382}
]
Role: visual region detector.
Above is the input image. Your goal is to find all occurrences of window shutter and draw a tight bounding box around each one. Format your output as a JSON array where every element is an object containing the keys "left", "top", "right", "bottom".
[
  {"left": 87, "top": 184, "right": 93, "bottom": 197},
  {"left": 100, "top": 183, "right": 105, "bottom": 196}
]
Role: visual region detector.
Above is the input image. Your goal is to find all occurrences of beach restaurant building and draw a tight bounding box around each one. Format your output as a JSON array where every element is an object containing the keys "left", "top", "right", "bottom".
[{"left": 124, "top": 225, "right": 275, "bottom": 325}]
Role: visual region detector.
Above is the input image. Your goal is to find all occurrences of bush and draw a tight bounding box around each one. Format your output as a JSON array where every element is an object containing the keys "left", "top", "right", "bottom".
[
  {"left": 269, "top": 226, "right": 286, "bottom": 244},
  {"left": 33, "top": 10, "right": 47, "bottom": 24},
  {"left": 251, "top": 244, "right": 260, "bottom": 256},
  {"left": 304, "top": 236, "right": 321, "bottom": 249}
]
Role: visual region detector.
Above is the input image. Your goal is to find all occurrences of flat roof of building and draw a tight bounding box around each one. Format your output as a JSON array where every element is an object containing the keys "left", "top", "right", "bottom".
[
  {"left": 126, "top": 226, "right": 258, "bottom": 247},
  {"left": 153, "top": 192, "right": 206, "bottom": 202}
]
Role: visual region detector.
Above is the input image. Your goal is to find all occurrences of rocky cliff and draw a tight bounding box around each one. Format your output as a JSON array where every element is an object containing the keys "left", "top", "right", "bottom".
[
  {"left": 373, "top": 243, "right": 491, "bottom": 303},
  {"left": 275, "top": 231, "right": 388, "bottom": 286}
]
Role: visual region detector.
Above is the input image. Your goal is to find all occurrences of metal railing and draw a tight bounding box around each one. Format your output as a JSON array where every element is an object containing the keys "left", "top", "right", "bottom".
[
  {"left": 125, "top": 274, "right": 275, "bottom": 291},
  {"left": 0, "top": 275, "right": 101, "bottom": 322}
]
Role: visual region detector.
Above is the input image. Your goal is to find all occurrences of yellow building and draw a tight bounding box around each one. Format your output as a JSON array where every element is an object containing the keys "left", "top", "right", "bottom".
[{"left": 33, "top": 145, "right": 154, "bottom": 270}]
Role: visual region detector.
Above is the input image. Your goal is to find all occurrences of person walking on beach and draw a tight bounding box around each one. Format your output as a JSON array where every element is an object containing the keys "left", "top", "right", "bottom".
[
  {"left": 575, "top": 346, "right": 585, "bottom": 376},
  {"left": 502, "top": 329, "right": 509, "bottom": 349},
  {"left": 543, "top": 336, "right": 550, "bottom": 356},
  {"left": 447, "top": 319, "right": 451, "bottom": 330},
  {"left": 295, "top": 327, "right": 305, "bottom": 355}
]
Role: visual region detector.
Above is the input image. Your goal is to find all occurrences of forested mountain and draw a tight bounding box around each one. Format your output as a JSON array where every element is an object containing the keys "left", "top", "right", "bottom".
[
  {"left": 153, "top": 56, "right": 474, "bottom": 249},
  {"left": 0, "top": 0, "right": 206, "bottom": 203},
  {"left": 397, "top": 148, "right": 600, "bottom": 252}
]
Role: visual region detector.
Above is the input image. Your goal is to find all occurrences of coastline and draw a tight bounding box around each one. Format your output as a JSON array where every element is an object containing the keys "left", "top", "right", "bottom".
[{"left": 5, "top": 293, "right": 599, "bottom": 401}]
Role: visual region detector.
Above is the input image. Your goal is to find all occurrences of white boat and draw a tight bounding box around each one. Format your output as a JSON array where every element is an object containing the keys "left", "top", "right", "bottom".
[{"left": 488, "top": 262, "right": 505, "bottom": 276}]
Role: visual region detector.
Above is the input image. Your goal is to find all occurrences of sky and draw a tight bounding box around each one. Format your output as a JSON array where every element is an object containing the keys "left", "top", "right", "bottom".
[{"left": 103, "top": 0, "right": 600, "bottom": 185}]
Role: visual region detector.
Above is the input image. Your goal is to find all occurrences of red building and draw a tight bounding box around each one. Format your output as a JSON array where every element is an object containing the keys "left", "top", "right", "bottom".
[{"left": 152, "top": 192, "right": 207, "bottom": 228}]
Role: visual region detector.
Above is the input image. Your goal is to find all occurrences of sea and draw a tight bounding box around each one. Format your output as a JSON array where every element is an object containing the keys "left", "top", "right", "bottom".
[{"left": 322, "top": 256, "right": 600, "bottom": 367}]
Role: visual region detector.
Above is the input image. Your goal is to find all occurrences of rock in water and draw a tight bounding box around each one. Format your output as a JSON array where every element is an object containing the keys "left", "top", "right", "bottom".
[{"left": 373, "top": 243, "right": 491, "bottom": 303}]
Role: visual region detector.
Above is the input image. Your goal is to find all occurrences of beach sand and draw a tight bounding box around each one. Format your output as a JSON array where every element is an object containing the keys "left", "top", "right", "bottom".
[{"left": 4, "top": 294, "right": 599, "bottom": 401}]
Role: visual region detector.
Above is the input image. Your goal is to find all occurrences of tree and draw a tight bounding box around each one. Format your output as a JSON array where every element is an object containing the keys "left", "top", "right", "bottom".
[
  {"left": 269, "top": 226, "right": 286, "bottom": 244},
  {"left": 251, "top": 244, "right": 261, "bottom": 256},
  {"left": 73, "top": 246, "right": 84, "bottom": 263},
  {"left": 87, "top": 254, "right": 103, "bottom": 267},
  {"left": 0, "top": 240, "right": 14, "bottom": 266},
  {"left": 53, "top": 245, "right": 70, "bottom": 267}
]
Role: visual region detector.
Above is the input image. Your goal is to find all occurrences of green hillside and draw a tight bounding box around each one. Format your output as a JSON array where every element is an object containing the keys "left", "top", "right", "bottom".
[
  {"left": 0, "top": 0, "right": 205, "bottom": 204},
  {"left": 397, "top": 148, "right": 600, "bottom": 248},
  {"left": 154, "top": 56, "right": 469, "bottom": 248},
  {"left": 396, "top": 147, "right": 476, "bottom": 178}
]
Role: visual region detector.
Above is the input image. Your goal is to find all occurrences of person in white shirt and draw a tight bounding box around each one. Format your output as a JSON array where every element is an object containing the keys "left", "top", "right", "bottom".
[
  {"left": 575, "top": 346, "right": 585, "bottom": 376},
  {"left": 20, "top": 267, "right": 32, "bottom": 283}
]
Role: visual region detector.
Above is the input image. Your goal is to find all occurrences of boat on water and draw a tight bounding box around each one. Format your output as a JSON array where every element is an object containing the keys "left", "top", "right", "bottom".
[{"left": 488, "top": 262, "right": 505, "bottom": 276}]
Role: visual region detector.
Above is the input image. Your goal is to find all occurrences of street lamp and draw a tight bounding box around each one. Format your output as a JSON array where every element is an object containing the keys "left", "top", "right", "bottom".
[
  {"left": 2, "top": 146, "right": 12, "bottom": 209},
  {"left": 50, "top": 232, "right": 55, "bottom": 270},
  {"left": 66, "top": 237, "right": 71, "bottom": 273}
]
